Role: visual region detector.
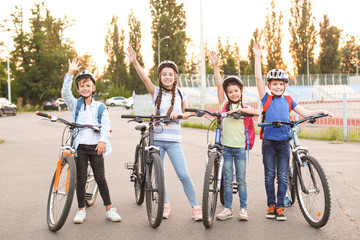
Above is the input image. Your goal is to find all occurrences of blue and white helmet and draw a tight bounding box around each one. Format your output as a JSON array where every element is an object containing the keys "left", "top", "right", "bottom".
[{"left": 266, "top": 69, "right": 289, "bottom": 83}]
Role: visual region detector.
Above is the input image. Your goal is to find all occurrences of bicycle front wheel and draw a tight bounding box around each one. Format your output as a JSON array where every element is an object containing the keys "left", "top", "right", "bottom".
[
  {"left": 286, "top": 158, "right": 296, "bottom": 206},
  {"left": 295, "top": 155, "right": 331, "bottom": 228},
  {"left": 134, "top": 144, "right": 145, "bottom": 205},
  {"left": 47, "top": 155, "right": 76, "bottom": 232},
  {"left": 85, "top": 164, "right": 98, "bottom": 207},
  {"left": 202, "top": 152, "right": 219, "bottom": 228},
  {"left": 145, "top": 153, "right": 164, "bottom": 228}
]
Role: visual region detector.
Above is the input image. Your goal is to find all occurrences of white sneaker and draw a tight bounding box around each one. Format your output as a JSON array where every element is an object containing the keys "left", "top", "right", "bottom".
[
  {"left": 106, "top": 208, "right": 121, "bottom": 222},
  {"left": 216, "top": 208, "right": 233, "bottom": 220},
  {"left": 238, "top": 208, "right": 248, "bottom": 221},
  {"left": 74, "top": 209, "right": 86, "bottom": 224}
]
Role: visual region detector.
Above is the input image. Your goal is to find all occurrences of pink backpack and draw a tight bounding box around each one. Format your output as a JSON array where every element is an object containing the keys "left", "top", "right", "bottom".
[{"left": 221, "top": 102, "right": 255, "bottom": 159}]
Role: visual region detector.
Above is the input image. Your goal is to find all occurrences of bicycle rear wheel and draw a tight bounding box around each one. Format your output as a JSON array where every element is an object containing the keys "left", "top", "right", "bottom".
[
  {"left": 145, "top": 153, "right": 164, "bottom": 228},
  {"left": 85, "top": 164, "right": 98, "bottom": 206},
  {"left": 47, "top": 155, "right": 76, "bottom": 232},
  {"left": 295, "top": 155, "right": 331, "bottom": 228},
  {"left": 134, "top": 144, "right": 145, "bottom": 205},
  {"left": 202, "top": 152, "right": 219, "bottom": 228}
]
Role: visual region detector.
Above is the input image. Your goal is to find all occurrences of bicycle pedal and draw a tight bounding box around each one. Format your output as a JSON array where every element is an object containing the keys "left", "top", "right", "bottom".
[
  {"left": 125, "top": 162, "right": 134, "bottom": 170},
  {"left": 130, "top": 175, "right": 136, "bottom": 182},
  {"left": 85, "top": 193, "right": 93, "bottom": 200}
]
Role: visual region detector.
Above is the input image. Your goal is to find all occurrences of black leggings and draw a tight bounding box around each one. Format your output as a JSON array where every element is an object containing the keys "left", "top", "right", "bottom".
[{"left": 76, "top": 144, "right": 111, "bottom": 208}]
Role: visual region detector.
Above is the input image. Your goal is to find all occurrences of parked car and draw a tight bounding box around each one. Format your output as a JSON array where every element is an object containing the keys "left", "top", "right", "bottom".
[
  {"left": 123, "top": 97, "right": 133, "bottom": 109},
  {"left": 105, "top": 96, "right": 126, "bottom": 106},
  {"left": 0, "top": 97, "right": 17, "bottom": 117},
  {"left": 42, "top": 98, "right": 67, "bottom": 111}
]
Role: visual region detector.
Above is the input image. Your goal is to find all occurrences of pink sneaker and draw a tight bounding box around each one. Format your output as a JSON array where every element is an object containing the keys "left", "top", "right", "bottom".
[
  {"left": 163, "top": 204, "right": 171, "bottom": 219},
  {"left": 192, "top": 206, "right": 202, "bottom": 221}
]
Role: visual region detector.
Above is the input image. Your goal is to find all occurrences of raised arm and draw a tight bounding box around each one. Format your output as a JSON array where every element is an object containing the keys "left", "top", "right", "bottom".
[
  {"left": 61, "top": 59, "right": 81, "bottom": 111},
  {"left": 126, "top": 46, "right": 155, "bottom": 96},
  {"left": 254, "top": 43, "right": 266, "bottom": 99},
  {"left": 209, "top": 51, "right": 225, "bottom": 105}
]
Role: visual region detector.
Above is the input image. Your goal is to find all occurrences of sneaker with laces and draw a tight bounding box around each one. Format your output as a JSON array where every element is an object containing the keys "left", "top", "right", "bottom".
[
  {"left": 266, "top": 205, "right": 276, "bottom": 219},
  {"left": 276, "top": 208, "right": 287, "bottom": 221},
  {"left": 192, "top": 206, "right": 202, "bottom": 221},
  {"left": 106, "top": 208, "right": 121, "bottom": 222},
  {"left": 74, "top": 209, "right": 86, "bottom": 224},
  {"left": 163, "top": 204, "right": 171, "bottom": 219},
  {"left": 216, "top": 208, "right": 233, "bottom": 220},
  {"left": 238, "top": 208, "right": 248, "bottom": 221}
]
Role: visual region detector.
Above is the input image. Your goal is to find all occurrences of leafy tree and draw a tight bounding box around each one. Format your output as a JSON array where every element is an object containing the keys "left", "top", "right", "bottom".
[
  {"left": 341, "top": 35, "right": 360, "bottom": 73},
  {"left": 289, "top": 0, "right": 317, "bottom": 75},
  {"left": 318, "top": 14, "right": 342, "bottom": 73},
  {"left": 264, "top": 0, "right": 285, "bottom": 71},
  {"left": 150, "top": 0, "right": 188, "bottom": 79},
  {"left": 6, "top": 2, "right": 75, "bottom": 105},
  {"left": 247, "top": 28, "right": 262, "bottom": 75},
  {"left": 128, "top": 10, "right": 147, "bottom": 94},
  {"left": 104, "top": 15, "right": 129, "bottom": 93}
]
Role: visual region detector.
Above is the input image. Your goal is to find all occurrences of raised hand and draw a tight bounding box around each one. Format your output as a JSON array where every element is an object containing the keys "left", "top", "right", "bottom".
[
  {"left": 67, "top": 59, "right": 81, "bottom": 76},
  {"left": 209, "top": 51, "right": 219, "bottom": 66},
  {"left": 126, "top": 46, "right": 136, "bottom": 63},
  {"left": 253, "top": 43, "right": 262, "bottom": 56}
]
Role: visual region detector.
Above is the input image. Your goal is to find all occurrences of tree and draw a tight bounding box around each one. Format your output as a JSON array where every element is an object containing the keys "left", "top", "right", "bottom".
[
  {"left": 150, "top": 0, "right": 188, "bottom": 78},
  {"left": 341, "top": 35, "right": 360, "bottom": 73},
  {"left": 318, "top": 15, "right": 342, "bottom": 73},
  {"left": 6, "top": 2, "right": 75, "bottom": 105},
  {"left": 289, "top": 0, "right": 317, "bottom": 75},
  {"left": 247, "top": 28, "right": 262, "bottom": 75},
  {"left": 264, "top": 0, "right": 285, "bottom": 71},
  {"left": 104, "top": 15, "right": 129, "bottom": 95},
  {"left": 128, "top": 10, "right": 147, "bottom": 94}
]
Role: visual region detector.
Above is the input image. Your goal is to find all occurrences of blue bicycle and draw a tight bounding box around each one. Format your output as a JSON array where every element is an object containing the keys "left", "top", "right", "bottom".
[
  {"left": 259, "top": 114, "right": 331, "bottom": 228},
  {"left": 185, "top": 108, "right": 254, "bottom": 228}
]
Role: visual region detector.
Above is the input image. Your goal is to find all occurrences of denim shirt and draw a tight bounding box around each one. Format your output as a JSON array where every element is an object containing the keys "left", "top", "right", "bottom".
[{"left": 61, "top": 73, "right": 112, "bottom": 156}]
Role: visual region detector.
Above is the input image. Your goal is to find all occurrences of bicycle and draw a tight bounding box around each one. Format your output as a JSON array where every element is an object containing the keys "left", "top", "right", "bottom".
[
  {"left": 258, "top": 114, "right": 331, "bottom": 228},
  {"left": 36, "top": 112, "right": 99, "bottom": 232},
  {"left": 122, "top": 114, "right": 180, "bottom": 228},
  {"left": 184, "top": 108, "right": 254, "bottom": 228}
]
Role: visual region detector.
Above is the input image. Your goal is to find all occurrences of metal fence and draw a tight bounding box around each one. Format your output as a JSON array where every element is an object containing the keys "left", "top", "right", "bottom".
[{"left": 133, "top": 73, "right": 360, "bottom": 142}]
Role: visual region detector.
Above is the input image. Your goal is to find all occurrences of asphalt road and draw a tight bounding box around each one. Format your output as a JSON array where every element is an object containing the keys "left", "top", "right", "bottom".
[{"left": 0, "top": 107, "right": 359, "bottom": 240}]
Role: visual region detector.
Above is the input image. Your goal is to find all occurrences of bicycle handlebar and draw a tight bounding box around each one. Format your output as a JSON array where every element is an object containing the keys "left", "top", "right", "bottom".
[
  {"left": 184, "top": 108, "right": 255, "bottom": 119},
  {"left": 258, "top": 114, "right": 329, "bottom": 129},
  {"left": 121, "top": 114, "right": 182, "bottom": 124},
  {"left": 36, "top": 111, "right": 100, "bottom": 132}
]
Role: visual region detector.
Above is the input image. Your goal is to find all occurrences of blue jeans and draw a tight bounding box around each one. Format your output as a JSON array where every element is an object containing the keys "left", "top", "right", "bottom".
[
  {"left": 154, "top": 140, "right": 198, "bottom": 207},
  {"left": 262, "top": 139, "right": 290, "bottom": 209},
  {"left": 223, "top": 146, "right": 247, "bottom": 210}
]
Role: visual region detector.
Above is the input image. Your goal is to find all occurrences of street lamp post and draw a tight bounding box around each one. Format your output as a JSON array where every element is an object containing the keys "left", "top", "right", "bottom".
[{"left": 158, "top": 36, "right": 170, "bottom": 66}]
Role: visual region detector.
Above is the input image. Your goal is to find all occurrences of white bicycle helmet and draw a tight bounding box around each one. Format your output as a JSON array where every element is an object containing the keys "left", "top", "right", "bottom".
[
  {"left": 157, "top": 60, "right": 179, "bottom": 76},
  {"left": 75, "top": 70, "right": 96, "bottom": 89},
  {"left": 266, "top": 69, "right": 289, "bottom": 83}
]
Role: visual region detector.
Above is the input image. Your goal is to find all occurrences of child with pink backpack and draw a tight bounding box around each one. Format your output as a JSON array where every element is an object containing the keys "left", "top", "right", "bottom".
[{"left": 210, "top": 51, "right": 260, "bottom": 221}]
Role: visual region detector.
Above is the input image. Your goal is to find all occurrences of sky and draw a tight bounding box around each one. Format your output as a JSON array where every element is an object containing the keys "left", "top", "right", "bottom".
[{"left": 0, "top": 0, "right": 359, "bottom": 74}]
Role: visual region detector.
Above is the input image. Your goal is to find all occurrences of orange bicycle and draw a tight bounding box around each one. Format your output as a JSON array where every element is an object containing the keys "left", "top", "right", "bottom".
[{"left": 36, "top": 112, "right": 99, "bottom": 231}]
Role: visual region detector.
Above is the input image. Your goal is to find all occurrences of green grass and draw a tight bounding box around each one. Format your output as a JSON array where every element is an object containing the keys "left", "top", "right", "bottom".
[{"left": 0, "top": 140, "right": 4, "bottom": 144}]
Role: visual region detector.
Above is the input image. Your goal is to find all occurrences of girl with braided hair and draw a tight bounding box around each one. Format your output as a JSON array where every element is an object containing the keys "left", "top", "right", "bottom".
[
  {"left": 210, "top": 51, "right": 259, "bottom": 221},
  {"left": 126, "top": 46, "right": 202, "bottom": 221}
]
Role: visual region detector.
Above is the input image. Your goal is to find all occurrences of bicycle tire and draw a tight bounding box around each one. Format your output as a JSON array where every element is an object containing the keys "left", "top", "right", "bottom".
[
  {"left": 85, "top": 164, "right": 99, "bottom": 207},
  {"left": 47, "top": 155, "right": 76, "bottom": 232},
  {"left": 145, "top": 153, "right": 164, "bottom": 228},
  {"left": 202, "top": 152, "right": 219, "bottom": 228},
  {"left": 134, "top": 144, "right": 145, "bottom": 205},
  {"left": 219, "top": 184, "right": 225, "bottom": 205},
  {"left": 286, "top": 158, "right": 296, "bottom": 205},
  {"left": 295, "top": 155, "right": 331, "bottom": 228}
]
